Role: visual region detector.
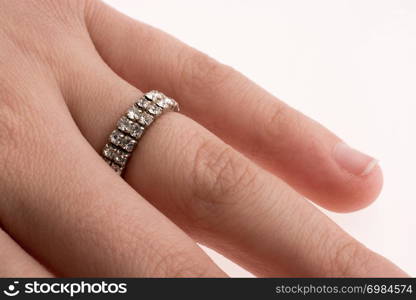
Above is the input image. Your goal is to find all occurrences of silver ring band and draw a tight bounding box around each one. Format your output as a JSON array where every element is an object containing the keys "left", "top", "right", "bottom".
[{"left": 102, "top": 90, "right": 179, "bottom": 175}]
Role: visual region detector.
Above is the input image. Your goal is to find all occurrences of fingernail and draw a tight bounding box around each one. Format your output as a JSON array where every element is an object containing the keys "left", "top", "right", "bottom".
[{"left": 333, "top": 142, "right": 378, "bottom": 176}]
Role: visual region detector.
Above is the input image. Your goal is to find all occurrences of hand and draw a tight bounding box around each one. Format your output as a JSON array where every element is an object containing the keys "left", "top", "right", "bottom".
[{"left": 0, "top": 0, "right": 406, "bottom": 277}]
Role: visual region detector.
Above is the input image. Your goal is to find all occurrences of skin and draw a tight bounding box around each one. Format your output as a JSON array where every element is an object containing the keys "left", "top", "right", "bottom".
[{"left": 0, "top": 0, "right": 407, "bottom": 277}]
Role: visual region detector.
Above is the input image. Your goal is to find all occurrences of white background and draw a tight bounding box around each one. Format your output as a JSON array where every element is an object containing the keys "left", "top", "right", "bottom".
[{"left": 104, "top": 0, "right": 416, "bottom": 276}]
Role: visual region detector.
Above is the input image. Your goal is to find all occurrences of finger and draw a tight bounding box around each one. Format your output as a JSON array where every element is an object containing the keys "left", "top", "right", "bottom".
[
  {"left": 84, "top": 1, "right": 382, "bottom": 212},
  {"left": 60, "top": 55, "right": 405, "bottom": 277},
  {"left": 126, "top": 112, "right": 406, "bottom": 277},
  {"left": 0, "top": 228, "right": 52, "bottom": 277},
  {"left": 0, "top": 77, "right": 225, "bottom": 277}
]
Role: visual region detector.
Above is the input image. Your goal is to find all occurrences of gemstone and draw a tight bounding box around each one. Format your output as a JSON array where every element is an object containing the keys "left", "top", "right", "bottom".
[
  {"left": 155, "top": 96, "right": 174, "bottom": 109},
  {"left": 138, "top": 112, "right": 154, "bottom": 126},
  {"left": 113, "top": 150, "right": 129, "bottom": 166},
  {"left": 165, "top": 97, "right": 174, "bottom": 106},
  {"left": 117, "top": 116, "right": 142, "bottom": 138},
  {"left": 147, "top": 103, "right": 163, "bottom": 116},
  {"left": 109, "top": 130, "right": 137, "bottom": 152},
  {"left": 110, "top": 130, "right": 125, "bottom": 146},
  {"left": 122, "top": 136, "right": 137, "bottom": 152},
  {"left": 118, "top": 116, "right": 132, "bottom": 132},
  {"left": 102, "top": 144, "right": 115, "bottom": 159},
  {"left": 136, "top": 98, "right": 151, "bottom": 110},
  {"left": 144, "top": 90, "right": 164, "bottom": 102},
  {"left": 126, "top": 106, "right": 142, "bottom": 121},
  {"left": 103, "top": 143, "right": 129, "bottom": 166},
  {"left": 129, "top": 122, "right": 144, "bottom": 138}
]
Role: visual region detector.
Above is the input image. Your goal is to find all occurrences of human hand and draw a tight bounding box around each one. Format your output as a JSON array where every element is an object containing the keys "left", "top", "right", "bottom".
[{"left": 0, "top": 0, "right": 407, "bottom": 277}]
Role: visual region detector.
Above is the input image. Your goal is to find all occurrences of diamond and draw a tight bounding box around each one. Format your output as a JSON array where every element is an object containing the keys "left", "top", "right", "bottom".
[
  {"left": 155, "top": 96, "right": 172, "bottom": 109},
  {"left": 110, "top": 130, "right": 125, "bottom": 146},
  {"left": 144, "top": 90, "right": 156, "bottom": 100},
  {"left": 102, "top": 144, "right": 116, "bottom": 160},
  {"left": 118, "top": 116, "right": 132, "bottom": 132},
  {"left": 121, "top": 136, "right": 135, "bottom": 152},
  {"left": 165, "top": 97, "right": 175, "bottom": 106},
  {"left": 168, "top": 98, "right": 179, "bottom": 111},
  {"left": 129, "top": 122, "right": 144, "bottom": 138},
  {"left": 144, "top": 90, "right": 164, "bottom": 102},
  {"left": 123, "top": 137, "right": 137, "bottom": 152},
  {"left": 117, "top": 116, "right": 144, "bottom": 138},
  {"left": 136, "top": 97, "right": 151, "bottom": 110},
  {"left": 103, "top": 143, "right": 130, "bottom": 166},
  {"left": 126, "top": 106, "right": 142, "bottom": 121},
  {"left": 138, "top": 112, "right": 154, "bottom": 126},
  {"left": 113, "top": 150, "right": 129, "bottom": 166},
  {"left": 147, "top": 103, "right": 163, "bottom": 116},
  {"left": 109, "top": 130, "right": 137, "bottom": 152}
]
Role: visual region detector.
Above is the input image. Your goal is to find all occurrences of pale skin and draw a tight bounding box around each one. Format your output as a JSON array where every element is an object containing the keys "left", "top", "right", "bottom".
[{"left": 0, "top": 0, "right": 408, "bottom": 277}]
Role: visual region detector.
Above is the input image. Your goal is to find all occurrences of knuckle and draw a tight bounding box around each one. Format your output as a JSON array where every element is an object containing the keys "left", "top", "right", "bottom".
[
  {"left": 189, "top": 138, "right": 261, "bottom": 218},
  {"left": 0, "top": 76, "right": 50, "bottom": 185},
  {"left": 327, "top": 237, "right": 376, "bottom": 276},
  {"left": 0, "top": 86, "right": 28, "bottom": 155},
  {"left": 254, "top": 98, "right": 310, "bottom": 160},
  {"left": 0, "top": 0, "right": 87, "bottom": 71},
  {"left": 146, "top": 246, "right": 210, "bottom": 277},
  {"left": 266, "top": 101, "right": 290, "bottom": 129},
  {"left": 261, "top": 99, "right": 293, "bottom": 140},
  {"left": 24, "top": 0, "right": 85, "bottom": 27},
  {"left": 0, "top": 109, "right": 19, "bottom": 172},
  {"left": 0, "top": 110, "right": 27, "bottom": 185},
  {"left": 177, "top": 48, "right": 234, "bottom": 96},
  {"left": 2, "top": 0, "right": 85, "bottom": 36},
  {"left": 84, "top": 0, "right": 110, "bottom": 29}
]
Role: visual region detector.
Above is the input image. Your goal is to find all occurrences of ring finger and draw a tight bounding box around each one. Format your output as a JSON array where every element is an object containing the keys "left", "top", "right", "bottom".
[{"left": 65, "top": 47, "right": 406, "bottom": 277}]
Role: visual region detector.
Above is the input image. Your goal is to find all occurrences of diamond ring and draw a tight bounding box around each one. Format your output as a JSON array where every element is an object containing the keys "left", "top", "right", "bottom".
[{"left": 102, "top": 90, "right": 179, "bottom": 175}]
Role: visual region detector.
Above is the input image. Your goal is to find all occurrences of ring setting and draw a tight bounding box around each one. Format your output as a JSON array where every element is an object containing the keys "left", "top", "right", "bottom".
[{"left": 102, "top": 90, "right": 179, "bottom": 175}]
